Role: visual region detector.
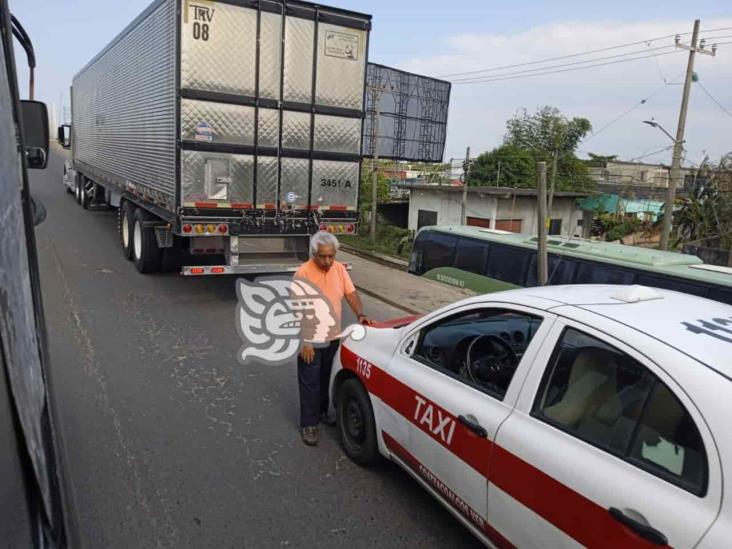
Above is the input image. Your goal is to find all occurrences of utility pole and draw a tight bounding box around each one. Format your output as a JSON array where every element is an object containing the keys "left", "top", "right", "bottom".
[
  {"left": 369, "top": 85, "right": 382, "bottom": 242},
  {"left": 496, "top": 160, "right": 501, "bottom": 187},
  {"left": 537, "top": 162, "right": 548, "bottom": 285},
  {"left": 460, "top": 146, "right": 471, "bottom": 225},
  {"left": 661, "top": 19, "right": 715, "bottom": 250}
]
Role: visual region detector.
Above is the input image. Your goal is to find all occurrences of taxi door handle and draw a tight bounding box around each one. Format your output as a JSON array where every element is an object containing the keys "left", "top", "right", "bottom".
[
  {"left": 458, "top": 415, "right": 487, "bottom": 438},
  {"left": 609, "top": 508, "right": 668, "bottom": 546}
]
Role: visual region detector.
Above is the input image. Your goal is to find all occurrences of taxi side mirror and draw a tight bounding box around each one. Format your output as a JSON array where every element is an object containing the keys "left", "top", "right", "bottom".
[{"left": 20, "top": 100, "right": 49, "bottom": 169}]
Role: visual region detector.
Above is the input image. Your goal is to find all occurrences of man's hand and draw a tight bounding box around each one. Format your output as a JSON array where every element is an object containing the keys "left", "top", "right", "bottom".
[
  {"left": 358, "top": 314, "right": 374, "bottom": 326},
  {"left": 300, "top": 345, "right": 315, "bottom": 364}
]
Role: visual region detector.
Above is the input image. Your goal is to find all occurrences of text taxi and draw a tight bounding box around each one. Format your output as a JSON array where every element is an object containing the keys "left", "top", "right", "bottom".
[{"left": 329, "top": 285, "right": 732, "bottom": 548}]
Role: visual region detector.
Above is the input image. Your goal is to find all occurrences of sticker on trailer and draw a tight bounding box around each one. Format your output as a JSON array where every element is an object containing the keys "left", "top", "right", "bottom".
[
  {"left": 195, "top": 121, "right": 215, "bottom": 142},
  {"left": 184, "top": 0, "right": 215, "bottom": 41},
  {"left": 324, "top": 31, "right": 359, "bottom": 61},
  {"left": 285, "top": 192, "right": 297, "bottom": 203}
]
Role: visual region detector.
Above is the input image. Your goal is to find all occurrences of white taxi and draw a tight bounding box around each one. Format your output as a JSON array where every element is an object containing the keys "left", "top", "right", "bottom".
[{"left": 329, "top": 285, "right": 732, "bottom": 548}]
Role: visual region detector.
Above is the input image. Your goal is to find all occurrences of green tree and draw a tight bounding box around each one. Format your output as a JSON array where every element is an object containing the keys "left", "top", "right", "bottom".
[
  {"left": 672, "top": 153, "right": 732, "bottom": 248},
  {"left": 468, "top": 144, "right": 535, "bottom": 187},
  {"left": 504, "top": 105, "right": 594, "bottom": 191},
  {"left": 585, "top": 152, "right": 618, "bottom": 167}
]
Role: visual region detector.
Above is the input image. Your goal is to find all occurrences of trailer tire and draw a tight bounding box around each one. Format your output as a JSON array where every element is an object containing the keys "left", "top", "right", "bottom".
[
  {"left": 132, "top": 208, "right": 162, "bottom": 274},
  {"left": 119, "top": 201, "right": 134, "bottom": 261},
  {"left": 74, "top": 177, "right": 82, "bottom": 204}
]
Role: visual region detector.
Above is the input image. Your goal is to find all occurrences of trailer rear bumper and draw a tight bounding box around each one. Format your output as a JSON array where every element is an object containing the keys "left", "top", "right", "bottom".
[
  {"left": 182, "top": 264, "right": 300, "bottom": 276},
  {"left": 182, "top": 262, "right": 352, "bottom": 276}
]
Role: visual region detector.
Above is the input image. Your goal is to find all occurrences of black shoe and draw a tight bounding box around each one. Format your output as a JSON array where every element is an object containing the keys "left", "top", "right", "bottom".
[
  {"left": 302, "top": 426, "right": 319, "bottom": 446},
  {"left": 320, "top": 412, "right": 336, "bottom": 427}
]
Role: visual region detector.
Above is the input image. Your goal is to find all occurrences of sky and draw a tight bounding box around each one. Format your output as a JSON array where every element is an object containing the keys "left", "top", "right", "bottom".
[{"left": 9, "top": 0, "right": 732, "bottom": 166}]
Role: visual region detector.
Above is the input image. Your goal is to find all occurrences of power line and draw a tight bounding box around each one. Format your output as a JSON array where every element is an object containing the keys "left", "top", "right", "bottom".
[
  {"left": 438, "top": 27, "right": 731, "bottom": 81},
  {"left": 697, "top": 81, "right": 732, "bottom": 119},
  {"left": 450, "top": 43, "right": 676, "bottom": 83},
  {"left": 438, "top": 32, "right": 686, "bottom": 78},
  {"left": 581, "top": 77, "right": 682, "bottom": 145},
  {"left": 453, "top": 49, "right": 686, "bottom": 85},
  {"left": 628, "top": 145, "right": 674, "bottom": 162}
]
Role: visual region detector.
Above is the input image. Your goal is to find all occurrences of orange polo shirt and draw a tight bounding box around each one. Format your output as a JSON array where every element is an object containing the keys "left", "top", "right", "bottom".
[{"left": 294, "top": 259, "right": 356, "bottom": 337}]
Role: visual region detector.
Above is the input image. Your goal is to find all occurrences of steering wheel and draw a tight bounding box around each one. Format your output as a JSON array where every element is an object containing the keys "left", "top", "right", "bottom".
[{"left": 464, "top": 334, "right": 518, "bottom": 391}]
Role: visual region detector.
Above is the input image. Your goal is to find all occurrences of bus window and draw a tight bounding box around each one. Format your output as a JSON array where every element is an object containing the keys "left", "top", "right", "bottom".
[
  {"left": 576, "top": 262, "right": 635, "bottom": 284},
  {"left": 454, "top": 237, "right": 490, "bottom": 275},
  {"left": 415, "top": 230, "right": 458, "bottom": 273},
  {"left": 635, "top": 274, "right": 706, "bottom": 297},
  {"left": 548, "top": 256, "right": 578, "bottom": 285},
  {"left": 527, "top": 254, "right": 577, "bottom": 286},
  {"left": 707, "top": 287, "right": 732, "bottom": 306},
  {"left": 486, "top": 244, "right": 531, "bottom": 285}
]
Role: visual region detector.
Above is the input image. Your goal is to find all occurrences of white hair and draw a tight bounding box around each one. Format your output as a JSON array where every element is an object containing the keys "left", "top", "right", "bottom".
[{"left": 310, "top": 231, "right": 340, "bottom": 257}]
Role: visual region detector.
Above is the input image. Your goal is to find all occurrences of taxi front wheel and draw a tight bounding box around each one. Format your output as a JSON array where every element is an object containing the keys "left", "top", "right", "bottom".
[{"left": 337, "top": 379, "right": 379, "bottom": 466}]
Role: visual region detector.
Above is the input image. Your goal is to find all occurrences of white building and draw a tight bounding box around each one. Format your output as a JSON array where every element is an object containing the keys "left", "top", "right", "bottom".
[{"left": 400, "top": 183, "right": 592, "bottom": 238}]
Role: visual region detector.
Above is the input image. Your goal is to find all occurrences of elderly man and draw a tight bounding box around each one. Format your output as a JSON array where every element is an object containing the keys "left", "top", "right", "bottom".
[{"left": 294, "top": 231, "right": 371, "bottom": 446}]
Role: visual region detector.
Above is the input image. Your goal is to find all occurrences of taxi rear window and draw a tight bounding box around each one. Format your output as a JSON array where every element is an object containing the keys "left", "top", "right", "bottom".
[{"left": 533, "top": 327, "right": 708, "bottom": 496}]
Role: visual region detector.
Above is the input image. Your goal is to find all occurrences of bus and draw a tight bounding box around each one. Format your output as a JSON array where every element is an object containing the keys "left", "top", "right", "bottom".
[{"left": 408, "top": 225, "right": 732, "bottom": 305}]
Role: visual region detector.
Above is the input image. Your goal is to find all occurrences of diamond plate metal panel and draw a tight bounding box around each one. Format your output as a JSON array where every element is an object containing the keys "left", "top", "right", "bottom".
[
  {"left": 313, "top": 114, "right": 361, "bottom": 154},
  {"left": 316, "top": 24, "right": 367, "bottom": 110},
  {"left": 312, "top": 160, "right": 359, "bottom": 211},
  {"left": 283, "top": 16, "right": 314, "bottom": 103},
  {"left": 280, "top": 158, "right": 310, "bottom": 210},
  {"left": 259, "top": 11, "right": 282, "bottom": 100},
  {"left": 282, "top": 111, "right": 311, "bottom": 150},
  {"left": 181, "top": 1, "right": 257, "bottom": 96},
  {"left": 257, "top": 108, "right": 280, "bottom": 148},
  {"left": 72, "top": 0, "right": 176, "bottom": 209},
  {"left": 181, "top": 99, "right": 255, "bottom": 145},
  {"left": 256, "top": 156, "right": 279, "bottom": 208},
  {"left": 181, "top": 150, "right": 254, "bottom": 205}
]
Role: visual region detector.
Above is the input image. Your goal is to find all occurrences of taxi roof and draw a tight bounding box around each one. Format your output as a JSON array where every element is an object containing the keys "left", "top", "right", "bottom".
[{"left": 490, "top": 285, "right": 732, "bottom": 381}]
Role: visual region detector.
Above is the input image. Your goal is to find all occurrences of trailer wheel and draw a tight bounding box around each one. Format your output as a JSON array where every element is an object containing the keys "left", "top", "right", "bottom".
[
  {"left": 132, "top": 208, "right": 162, "bottom": 273},
  {"left": 118, "top": 201, "right": 134, "bottom": 261},
  {"left": 74, "top": 177, "right": 82, "bottom": 204}
]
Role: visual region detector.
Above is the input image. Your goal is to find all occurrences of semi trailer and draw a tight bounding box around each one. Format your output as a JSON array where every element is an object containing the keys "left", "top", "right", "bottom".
[{"left": 64, "top": 0, "right": 370, "bottom": 275}]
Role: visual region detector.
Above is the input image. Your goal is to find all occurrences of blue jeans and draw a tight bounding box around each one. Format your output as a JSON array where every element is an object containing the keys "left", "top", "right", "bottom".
[{"left": 297, "top": 340, "right": 340, "bottom": 428}]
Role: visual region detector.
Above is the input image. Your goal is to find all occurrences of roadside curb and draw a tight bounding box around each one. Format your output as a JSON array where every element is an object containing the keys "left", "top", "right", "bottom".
[
  {"left": 340, "top": 244, "right": 408, "bottom": 271},
  {"left": 354, "top": 283, "right": 423, "bottom": 316}
]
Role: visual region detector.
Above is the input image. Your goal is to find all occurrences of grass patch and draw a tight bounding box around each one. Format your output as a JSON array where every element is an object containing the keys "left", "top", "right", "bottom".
[{"left": 341, "top": 225, "right": 413, "bottom": 259}]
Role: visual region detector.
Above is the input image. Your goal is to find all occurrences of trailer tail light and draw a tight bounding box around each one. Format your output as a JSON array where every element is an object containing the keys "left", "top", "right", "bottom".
[
  {"left": 194, "top": 224, "right": 205, "bottom": 234},
  {"left": 182, "top": 224, "right": 193, "bottom": 234},
  {"left": 211, "top": 267, "right": 226, "bottom": 274},
  {"left": 218, "top": 224, "right": 229, "bottom": 234},
  {"left": 206, "top": 224, "right": 216, "bottom": 233},
  {"left": 318, "top": 223, "right": 356, "bottom": 235},
  {"left": 190, "top": 267, "right": 205, "bottom": 275}
]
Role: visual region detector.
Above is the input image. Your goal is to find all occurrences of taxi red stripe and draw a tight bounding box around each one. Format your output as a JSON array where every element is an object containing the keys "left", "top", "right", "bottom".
[
  {"left": 341, "top": 344, "right": 493, "bottom": 477},
  {"left": 382, "top": 431, "right": 514, "bottom": 549},
  {"left": 490, "top": 446, "right": 667, "bottom": 548},
  {"left": 340, "top": 344, "right": 671, "bottom": 549}
]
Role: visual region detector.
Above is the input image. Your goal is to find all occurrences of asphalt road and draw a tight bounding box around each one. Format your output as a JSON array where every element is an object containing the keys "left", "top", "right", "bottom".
[{"left": 32, "top": 149, "right": 481, "bottom": 548}]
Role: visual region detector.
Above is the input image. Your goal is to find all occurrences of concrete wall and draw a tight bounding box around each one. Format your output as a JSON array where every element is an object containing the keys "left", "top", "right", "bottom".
[{"left": 407, "top": 188, "right": 584, "bottom": 237}]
